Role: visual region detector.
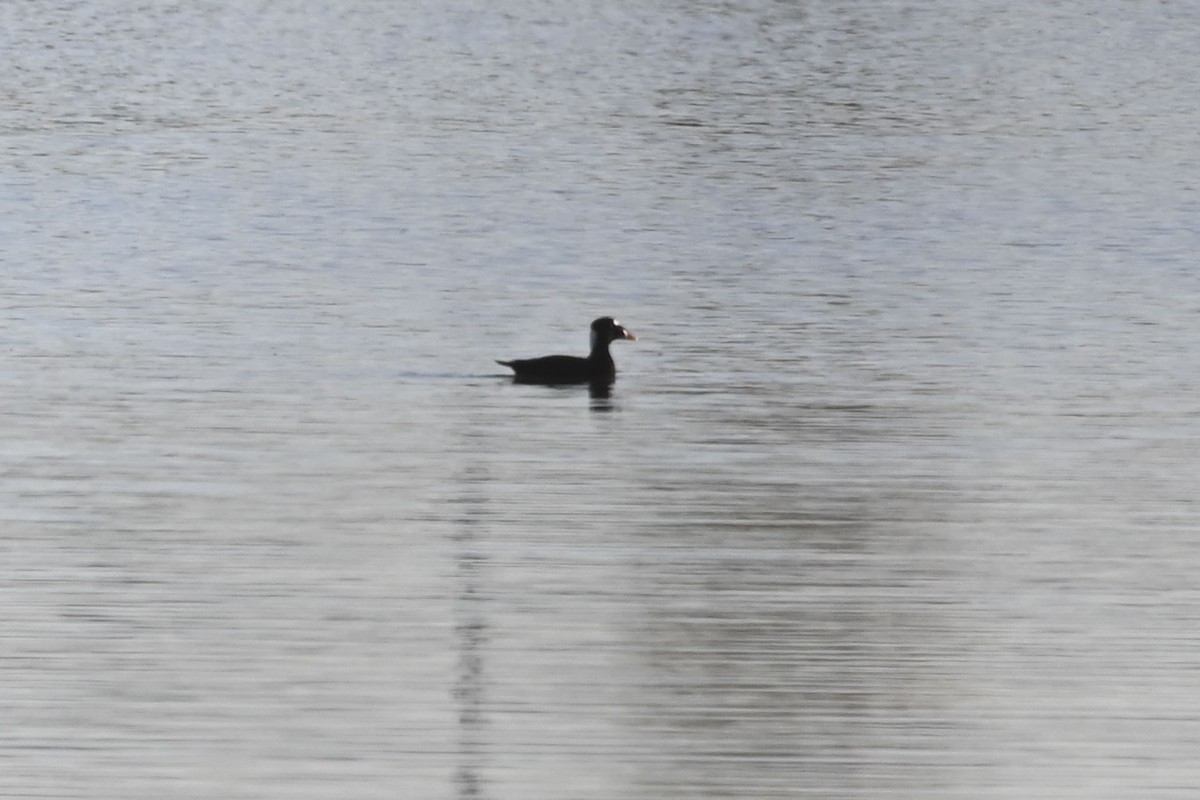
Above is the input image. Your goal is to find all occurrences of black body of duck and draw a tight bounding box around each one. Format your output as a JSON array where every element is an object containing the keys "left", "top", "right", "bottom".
[{"left": 497, "top": 317, "right": 636, "bottom": 385}]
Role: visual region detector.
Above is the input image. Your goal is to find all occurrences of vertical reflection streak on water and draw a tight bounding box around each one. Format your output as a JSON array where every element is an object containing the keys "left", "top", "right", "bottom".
[
  {"left": 450, "top": 454, "right": 489, "bottom": 800},
  {"left": 454, "top": 612, "right": 488, "bottom": 798}
]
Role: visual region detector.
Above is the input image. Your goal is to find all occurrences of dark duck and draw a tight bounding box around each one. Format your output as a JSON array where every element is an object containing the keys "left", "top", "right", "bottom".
[{"left": 497, "top": 317, "right": 636, "bottom": 385}]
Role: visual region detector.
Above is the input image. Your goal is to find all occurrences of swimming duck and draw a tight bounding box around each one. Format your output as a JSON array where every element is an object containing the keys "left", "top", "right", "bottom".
[{"left": 497, "top": 317, "right": 636, "bottom": 385}]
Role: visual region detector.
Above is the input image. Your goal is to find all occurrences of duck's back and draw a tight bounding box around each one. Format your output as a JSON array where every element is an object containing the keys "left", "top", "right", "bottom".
[{"left": 497, "top": 354, "right": 598, "bottom": 384}]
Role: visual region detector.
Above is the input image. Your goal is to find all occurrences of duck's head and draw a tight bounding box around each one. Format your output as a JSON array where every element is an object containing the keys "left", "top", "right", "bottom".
[{"left": 590, "top": 317, "right": 637, "bottom": 350}]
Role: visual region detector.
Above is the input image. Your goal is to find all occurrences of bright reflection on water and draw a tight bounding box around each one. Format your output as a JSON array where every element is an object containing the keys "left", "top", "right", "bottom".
[{"left": 3, "top": 1, "right": 1200, "bottom": 798}]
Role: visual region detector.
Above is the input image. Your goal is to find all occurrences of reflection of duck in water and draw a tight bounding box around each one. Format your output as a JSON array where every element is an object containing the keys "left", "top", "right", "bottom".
[{"left": 497, "top": 317, "right": 636, "bottom": 385}]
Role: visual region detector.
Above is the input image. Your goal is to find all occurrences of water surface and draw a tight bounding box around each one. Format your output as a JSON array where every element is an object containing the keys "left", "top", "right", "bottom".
[{"left": 3, "top": 1, "right": 1200, "bottom": 798}]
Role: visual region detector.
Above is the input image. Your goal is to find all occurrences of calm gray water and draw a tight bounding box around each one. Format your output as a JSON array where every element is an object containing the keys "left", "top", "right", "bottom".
[{"left": 3, "top": 1, "right": 1200, "bottom": 797}]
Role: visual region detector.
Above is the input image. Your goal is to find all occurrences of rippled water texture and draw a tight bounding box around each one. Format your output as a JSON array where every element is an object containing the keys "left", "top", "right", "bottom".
[{"left": 3, "top": 1, "right": 1200, "bottom": 798}]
